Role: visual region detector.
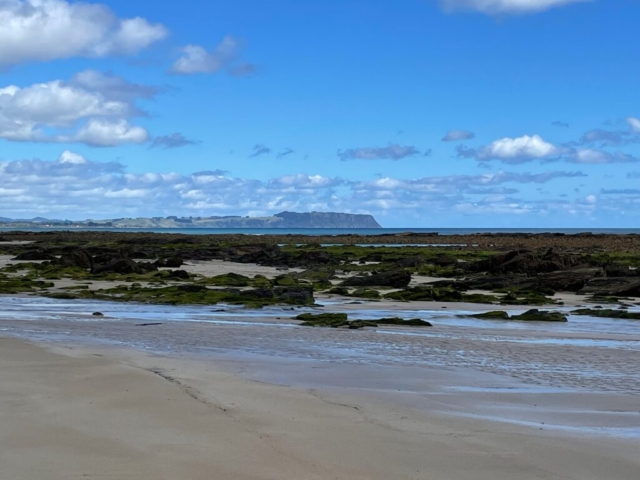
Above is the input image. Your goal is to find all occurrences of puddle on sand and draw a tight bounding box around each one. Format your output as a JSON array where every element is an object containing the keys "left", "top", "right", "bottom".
[{"left": 1, "top": 295, "right": 640, "bottom": 398}]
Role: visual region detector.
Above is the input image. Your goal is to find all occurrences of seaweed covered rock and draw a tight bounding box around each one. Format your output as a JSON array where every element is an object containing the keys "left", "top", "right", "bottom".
[
  {"left": 273, "top": 286, "right": 314, "bottom": 305},
  {"left": 469, "top": 249, "right": 587, "bottom": 276},
  {"left": 511, "top": 309, "right": 567, "bottom": 322},
  {"left": 92, "top": 258, "right": 157, "bottom": 275},
  {"left": 385, "top": 286, "right": 463, "bottom": 302},
  {"left": 155, "top": 256, "right": 184, "bottom": 268},
  {"left": 296, "top": 313, "right": 432, "bottom": 329},
  {"left": 273, "top": 274, "right": 300, "bottom": 287},
  {"left": 204, "top": 273, "right": 251, "bottom": 286},
  {"left": 534, "top": 268, "right": 603, "bottom": 292},
  {"left": 471, "top": 311, "right": 510, "bottom": 320},
  {"left": 327, "top": 286, "right": 349, "bottom": 295},
  {"left": 58, "top": 250, "right": 94, "bottom": 269},
  {"left": 341, "top": 269, "right": 411, "bottom": 288},
  {"left": 167, "top": 269, "right": 190, "bottom": 279},
  {"left": 12, "top": 249, "right": 56, "bottom": 261},
  {"left": 350, "top": 288, "right": 381, "bottom": 299},
  {"left": 571, "top": 308, "right": 640, "bottom": 320}
]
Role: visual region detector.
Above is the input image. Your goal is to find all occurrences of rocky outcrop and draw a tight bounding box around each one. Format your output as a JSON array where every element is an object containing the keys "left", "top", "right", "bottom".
[
  {"left": 341, "top": 270, "right": 411, "bottom": 288},
  {"left": 534, "top": 267, "right": 604, "bottom": 292},
  {"left": 470, "top": 249, "right": 586, "bottom": 276},
  {"left": 57, "top": 250, "right": 94, "bottom": 269},
  {"left": 155, "top": 256, "right": 184, "bottom": 268},
  {"left": 511, "top": 309, "right": 568, "bottom": 322},
  {"left": 92, "top": 258, "right": 157, "bottom": 275},
  {"left": 12, "top": 249, "right": 56, "bottom": 261}
]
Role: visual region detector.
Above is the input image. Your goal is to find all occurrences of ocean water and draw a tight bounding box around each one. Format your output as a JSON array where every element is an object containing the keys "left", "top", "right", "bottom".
[{"left": 2, "top": 227, "right": 640, "bottom": 235}]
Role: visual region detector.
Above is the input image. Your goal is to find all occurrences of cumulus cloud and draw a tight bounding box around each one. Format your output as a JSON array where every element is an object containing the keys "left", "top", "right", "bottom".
[
  {"left": 628, "top": 117, "right": 640, "bottom": 133},
  {"left": 442, "top": 129, "right": 475, "bottom": 142},
  {"left": 0, "top": 0, "right": 167, "bottom": 67},
  {"left": 171, "top": 36, "right": 257, "bottom": 76},
  {"left": 440, "top": 0, "right": 590, "bottom": 15},
  {"left": 249, "top": 144, "right": 271, "bottom": 158},
  {"left": 339, "top": 143, "right": 420, "bottom": 161},
  {"left": 457, "top": 132, "right": 638, "bottom": 165},
  {"left": 0, "top": 71, "right": 153, "bottom": 145},
  {"left": 457, "top": 134, "right": 561, "bottom": 163},
  {"left": 72, "top": 119, "right": 149, "bottom": 147},
  {"left": 151, "top": 133, "right": 197, "bottom": 149}
]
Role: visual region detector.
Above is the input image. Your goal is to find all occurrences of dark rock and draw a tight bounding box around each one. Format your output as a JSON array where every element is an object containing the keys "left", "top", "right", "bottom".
[
  {"left": 92, "top": 258, "right": 157, "bottom": 275},
  {"left": 578, "top": 277, "right": 640, "bottom": 296},
  {"left": 155, "top": 256, "right": 183, "bottom": 268},
  {"left": 167, "top": 269, "right": 190, "bottom": 279},
  {"left": 341, "top": 269, "right": 411, "bottom": 288},
  {"left": 604, "top": 266, "right": 637, "bottom": 277},
  {"left": 395, "top": 256, "right": 426, "bottom": 268},
  {"left": 177, "top": 284, "right": 208, "bottom": 293},
  {"left": 471, "top": 311, "right": 510, "bottom": 320},
  {"left": 92, "top": 312, "right": 104, "bottom": 316},
  {"left": 535, "top": 268, "right": 604, "bottom": 292},
  {"left": 12, "top": 249, "right": 56, "bottom": 261},
  {"left": 511, "top": 309, "right": 568, "bottom": 322},
  {"left": 470, "top": 249, "right": 587, "bottom": 276},
  {"left": 571, "top": 308, "right": 640, "bottom": 320},
  {"left": 58, "top": 250, "right": 94, "bottom": 269},
  {"left": 432, "top": 255, "right": 457, "bottom": 267},
  {"left": 274, "top": 286, "right": 314, "bottom": 305},
  {"left": 136, "top": 322, "right": 163, "bottom": 326}
]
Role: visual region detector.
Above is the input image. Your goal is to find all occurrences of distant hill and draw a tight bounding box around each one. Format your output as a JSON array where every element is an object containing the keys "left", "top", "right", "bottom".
[{"left": 0, "top": 211, "right": 382, "bottom": 229}]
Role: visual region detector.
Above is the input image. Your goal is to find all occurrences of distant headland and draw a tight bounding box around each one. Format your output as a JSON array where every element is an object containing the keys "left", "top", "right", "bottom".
[{"left": 0, "top": 211, "right": 382, "bottom": 229}]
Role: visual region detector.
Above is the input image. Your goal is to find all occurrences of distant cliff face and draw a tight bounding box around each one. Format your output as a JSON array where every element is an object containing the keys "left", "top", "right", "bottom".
[{"left": 273, "top": 211, "right": 381, "bottom": 228}]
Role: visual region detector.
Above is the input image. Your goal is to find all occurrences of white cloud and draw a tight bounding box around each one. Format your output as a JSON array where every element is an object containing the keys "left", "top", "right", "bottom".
[
  {"left": 457, "top": 134, "right": 561, "bottom": 163},
  {"left": 440, "top": 0, "right": 590, "bottom": 15},
  {"left": 628, "top": 117, "right": 640, "bottom": 133},
  {"left": 171, "top": 36, "right": 257, "bottom": 76},
  {"left": 72, "top": 119, "right": 149, "bottom": 147},
  {"left": 0, "top": 0, "right": 167, "bottom": 66},
  {"left": 0, "top": 153, "right": 588, "bottom": 220},
  {"left": 57, "top": 150, "right": 87, "bottom": 164},
  {"left": 0, "top": 80, "right": 129, "bottom": 127},
  {"left": 485, "top": 134, "right": 558, "bottom": 159},
  {"left": 0, "top": 71, "right": 153, "bottom": 145}
]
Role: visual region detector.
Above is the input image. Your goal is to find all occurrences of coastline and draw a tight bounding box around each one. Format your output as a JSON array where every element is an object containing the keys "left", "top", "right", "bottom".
[{"left": 2, "top": 335, "right": 639, "bottom": 480}]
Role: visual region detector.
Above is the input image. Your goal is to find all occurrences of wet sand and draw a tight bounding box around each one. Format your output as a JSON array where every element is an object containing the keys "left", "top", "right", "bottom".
[{"left": 2, "top": 336, "right": 640, "bottom": 480}]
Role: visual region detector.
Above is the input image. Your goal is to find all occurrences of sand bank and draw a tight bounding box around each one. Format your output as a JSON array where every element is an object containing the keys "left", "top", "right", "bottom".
[{"left": 1, "top": 337, "right": 639, "bottom": 480}]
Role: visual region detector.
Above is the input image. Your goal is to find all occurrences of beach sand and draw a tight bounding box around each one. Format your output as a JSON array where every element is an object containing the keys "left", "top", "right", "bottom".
[{"left": 1, "top": 337, "right": 639, "bottom": 480}]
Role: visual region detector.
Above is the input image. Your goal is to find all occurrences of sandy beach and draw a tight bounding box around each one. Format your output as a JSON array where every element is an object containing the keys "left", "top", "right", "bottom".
[
  {"left": 1, "top": 334, "right": 639, "bottom": 480},
  {"left": 2, "top": 237, "right": 640, "bottom": 479}
]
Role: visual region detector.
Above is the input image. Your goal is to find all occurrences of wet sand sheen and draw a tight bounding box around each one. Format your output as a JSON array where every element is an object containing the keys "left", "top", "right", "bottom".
[
  {"left": 1, "top": 337, "right": 640, "bottom": 480},
  {"left": 1, "top": 295, "right": 640, "bottom": 437}
]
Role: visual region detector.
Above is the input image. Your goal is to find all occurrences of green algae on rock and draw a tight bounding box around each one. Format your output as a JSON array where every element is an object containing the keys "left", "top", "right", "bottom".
[{"left": 296, "top": 313, "right": 432, "bottom": 329}]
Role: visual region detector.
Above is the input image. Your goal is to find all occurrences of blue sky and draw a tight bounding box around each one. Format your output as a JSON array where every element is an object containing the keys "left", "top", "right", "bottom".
[{"left": 1, "top": 0, "right": 639, "bottom": 227}]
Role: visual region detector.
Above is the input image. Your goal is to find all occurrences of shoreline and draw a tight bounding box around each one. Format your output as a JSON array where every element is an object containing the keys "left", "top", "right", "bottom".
[
  {"left": 4, "top": 230, "right": 640, "bottom": 250},
  {"left": 2, "top": 335, "right": 639, "bottom": 480}
]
